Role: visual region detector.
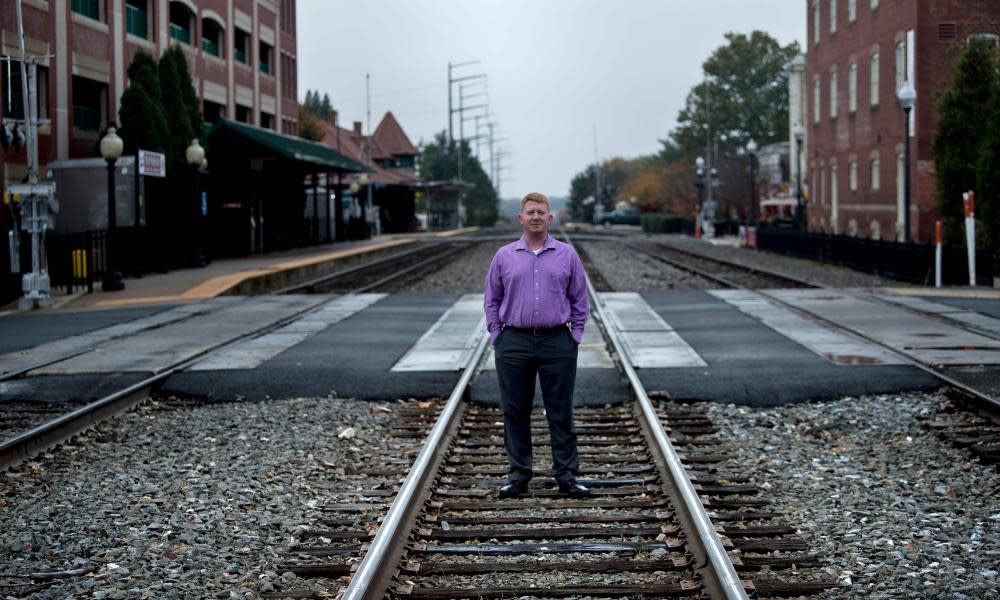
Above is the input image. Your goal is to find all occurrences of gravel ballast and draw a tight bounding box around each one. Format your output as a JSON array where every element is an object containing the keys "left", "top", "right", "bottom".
[
  {"left": 704, "top": 391, "right": 1000, "bottom": 599},
  {"left": 0, "top": 396, "right": 409, "bottom": 599}
]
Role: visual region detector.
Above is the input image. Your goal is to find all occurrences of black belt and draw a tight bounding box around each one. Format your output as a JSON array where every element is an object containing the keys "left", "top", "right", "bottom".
[{"left": 503, "top": 324, "right": 569, "bottom": 336}]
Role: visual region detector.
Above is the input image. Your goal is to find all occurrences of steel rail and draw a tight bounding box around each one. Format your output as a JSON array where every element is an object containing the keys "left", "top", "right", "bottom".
[
  {"left": 639, "top": 239, "right": 1000, "bottom": 411},
  {"left": 565, "top": 230, "right": 748, "bottom": 600},
  {"left": 271, "top": 242, "right": 452, "bottom": 294},
  {"left": 342, "top": 329, "right": 491, "bottom": 600},
  {"left": 1, "top": 249, "right": 455, "bottom": 467},
  {"left": 648, "top": 239, "right": 821, "bottom": 289}
]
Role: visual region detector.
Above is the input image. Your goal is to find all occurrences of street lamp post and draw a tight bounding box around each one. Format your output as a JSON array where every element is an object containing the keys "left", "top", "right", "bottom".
[
  {"left": 792, "top": 122, "right": 805, "bottom": 229},
  {"left": 100, "top": 125, "right": 125, "bottom": 291},
  {"left": 694, "top": 156, "right": 705, "bottom": 237},
  {"left": 186, "top": 138, "right": 206, "bottom": 268},
  {"left": 898, "top": 81, "right": 916, "bottom": 244},
  {"left": 745, "top": 138, "right": 758, "bottom": 225}
]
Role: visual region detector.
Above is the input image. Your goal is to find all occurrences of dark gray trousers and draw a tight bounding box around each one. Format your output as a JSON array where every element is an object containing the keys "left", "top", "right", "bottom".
[{"left": 494, "top": 327, "right": 579, "bottom": 484}]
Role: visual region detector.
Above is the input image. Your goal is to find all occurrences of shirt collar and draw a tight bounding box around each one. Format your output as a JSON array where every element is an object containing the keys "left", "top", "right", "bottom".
[{"left": 515, "top": 234, "right": 556, "bottom": 253}]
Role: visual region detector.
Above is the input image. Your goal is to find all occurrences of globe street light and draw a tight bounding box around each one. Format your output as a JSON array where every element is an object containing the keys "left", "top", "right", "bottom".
[
  {"left": 898, "top": 80, "right": 916, "bottom": 243},
  {"left": 792, "top": 122, "right": 805, "bottom": 229},
  {"left": 186, "top": 138, "right": 206, "bottom": 267},
  {"left": 745, "top": 138, "right": 758, "bottom": 225},
  {"left": 99, "top": 125, "right": 125, "bottom": 291}
]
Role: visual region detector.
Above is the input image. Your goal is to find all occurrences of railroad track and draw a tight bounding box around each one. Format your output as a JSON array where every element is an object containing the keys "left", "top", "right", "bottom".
[
  {"left": 0, "top": 241, "right": 472, "bottom": 468},
  {"left": 265, "top": 233, "right": 837, "bottom": 599},
  {"left": 620, "top": 236, "right": 1000, "bottom": 465}
]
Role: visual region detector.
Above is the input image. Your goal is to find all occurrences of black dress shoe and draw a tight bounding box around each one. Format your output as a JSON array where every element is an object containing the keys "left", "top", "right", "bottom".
[
  {"left": 498, "top": 480, "right": 529, "bottom": 499},
  {"left": 558, "top": 480, "right": 591, "bottom": 498}
]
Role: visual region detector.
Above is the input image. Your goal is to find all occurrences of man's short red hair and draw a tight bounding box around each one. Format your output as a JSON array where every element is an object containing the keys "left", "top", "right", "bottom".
[{"left": 521, "top": 192, "right": 550, "bottom": 211}]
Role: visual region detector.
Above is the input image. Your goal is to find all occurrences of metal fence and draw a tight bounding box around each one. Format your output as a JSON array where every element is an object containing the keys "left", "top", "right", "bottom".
[{"left": 756, "top": 227, "right": 994, "bottom": 286}]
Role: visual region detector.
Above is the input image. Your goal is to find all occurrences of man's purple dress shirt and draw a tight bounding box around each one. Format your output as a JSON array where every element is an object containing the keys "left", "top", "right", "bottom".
[{"left": 484, "top": 234, "right": 590, "bottom": 344}]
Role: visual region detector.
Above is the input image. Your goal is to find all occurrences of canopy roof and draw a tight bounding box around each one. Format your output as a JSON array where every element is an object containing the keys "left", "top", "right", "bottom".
[{"left": 210, "top": 118, "right": 371, "bottom": 172}]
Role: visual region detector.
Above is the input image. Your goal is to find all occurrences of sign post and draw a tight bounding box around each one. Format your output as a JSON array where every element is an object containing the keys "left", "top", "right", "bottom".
[{"left": 964, "top": 191, "right": 975, "bottom": 287}]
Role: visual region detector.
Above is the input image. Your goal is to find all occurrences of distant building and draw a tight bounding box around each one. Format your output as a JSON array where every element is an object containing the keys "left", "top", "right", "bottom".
[
  {"left": 0, "top": 0, "right": 299, "bottom": 182},
  {"left": 803, "top": 0, "right": 1000, "bottom": 242}
]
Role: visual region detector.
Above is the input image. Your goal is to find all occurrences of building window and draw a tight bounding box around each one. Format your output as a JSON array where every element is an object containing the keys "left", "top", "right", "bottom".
[
  {"left": 820, "top": 165, "right": 827, "bottom": 206},
  {"left": 848, "top": 0, "right": 856, "bottom": 22},
  {"left": 125, "top": 0, "right": 149, "bottom": 38},
  {"left": 870, "top": 155, "right": 880, "bottom": 190},
  {"left": 72, "top": 75, "right": 107, "bottom": 132},
  {"left": 967, "top": 33, "right": 1000, "bottom": 47},
  {"left": 203, "top": 100, "right": 225, "bottom": 124},
  {"left": 813, "top": 77, "right": 821, "bottom": 123},
  {"left": 849, "top": 159, "right": 857, "bottom": 191},
  {"left": 281, "top": 0, "right": 295, "bottom": 35},
  {"left": 168, "top": 2, "right": 194, "bottom": 45},
  {"left": 812, "top": 1, "right": 820, "bottom": 44},
  {"left": 259, "top": 42, "right": 273, "bottom": 75},
  {"left": 235, "top": 104, "right": 252, "bottom": 124},
  {"left": 871, "top": 0, "right": 878, "bottom": 9},
  {"left": 870, "top": 51, "right": 880, "bottom": 106},
  {"left": 72, "top": 0, "right": 101, "bottom": 21},
  {"left": 830, "top": 69, "right": 838, "bottom": 119},
  {"left": 848, "top": 62, "right": 857, "bottom": 113},
  {"left": 1, "top": 65, "right": 49, "bottom": 121},
  {"left": 234, "top": 29, "right": 251, "bottom": 65},
  {"left": 281, "top": 52, "right": 297, "bottom": 100},
  {"left": 895, "top": 40, "right": 907, "bottom": 93},
  {"left": 831, "top": 163, "right": 839, "bottom": 209},
  {"left": 260, "top": 112, "right": 274, "bottom": 130},
  {"left": 202, "top": 18, "right": 224, "bottom": 57},
  {"left": 829, "top": 0, "right": 837, "bottom": 34}
]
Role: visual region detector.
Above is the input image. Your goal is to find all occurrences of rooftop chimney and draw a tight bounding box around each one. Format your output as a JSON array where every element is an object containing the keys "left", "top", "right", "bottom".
[
  {"left": 353, "top": 121, "right": 363, "bottom": 135},
  {"left": 329, "top": 109, "right": 338, "bottom": 126}
]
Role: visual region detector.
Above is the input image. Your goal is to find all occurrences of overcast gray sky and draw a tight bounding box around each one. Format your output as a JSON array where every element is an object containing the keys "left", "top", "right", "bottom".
[{"left": 298, "top": 1, "right": 806, "bottom": 199}]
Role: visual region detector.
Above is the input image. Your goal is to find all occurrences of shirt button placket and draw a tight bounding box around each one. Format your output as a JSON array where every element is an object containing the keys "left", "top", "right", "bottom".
[{"left": 533, "top": 255, "right": 539, "bottom": 324}]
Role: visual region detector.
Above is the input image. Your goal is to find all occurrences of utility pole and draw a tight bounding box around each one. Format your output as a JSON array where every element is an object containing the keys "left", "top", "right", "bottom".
[
  {"left": 8, "top": 0, "right": 56, "bottom": 309},
  {"left": 592, "top": 124, "right": 603, "bottom": 221},
  {"left": 366, "top": 72, "right": 376, "bottom": 236},
  {"left": 447, "top": 60, "right": 480, "bottom": 144}
]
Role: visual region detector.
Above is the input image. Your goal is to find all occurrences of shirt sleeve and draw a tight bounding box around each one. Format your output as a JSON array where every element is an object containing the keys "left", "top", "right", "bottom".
[
  {"left": 484, "top": 252, "right": 504, "bottom": 344},
  {"left": 567, "top": 249, "right": 589, "bottom": 344}
]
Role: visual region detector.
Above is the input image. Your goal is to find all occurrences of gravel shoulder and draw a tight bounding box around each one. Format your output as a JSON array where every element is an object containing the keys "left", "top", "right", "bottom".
[
  {"left": 0, "top": 396, "right": 404, "bottom": 599},
  {"left": 704, "top": 392, "right": 1000, "bottom": 599},
  {"left": 400, "top": 239, "right": 510, "bottom": 294}
]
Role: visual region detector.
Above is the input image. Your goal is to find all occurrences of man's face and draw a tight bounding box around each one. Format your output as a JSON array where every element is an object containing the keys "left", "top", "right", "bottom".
[{"left": 519, "top": 200, "right": 553, "bottom": 234}]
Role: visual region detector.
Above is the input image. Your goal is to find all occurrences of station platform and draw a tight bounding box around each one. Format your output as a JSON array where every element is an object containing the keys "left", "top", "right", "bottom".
[{"left": 0, "top": 227, "right": 478, "bottom": 315}]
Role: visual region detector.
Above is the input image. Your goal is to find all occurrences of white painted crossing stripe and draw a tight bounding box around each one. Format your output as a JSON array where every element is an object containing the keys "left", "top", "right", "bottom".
[
  {"left": 0, "top": 297, "right": 243, "bottom": 375},
  {"left": 391, "top": 294, "right": 486, "bottom": 372},
  {"left": 873, "top": 292, "right": 1000, "bottom": 338},
  {"left": 600, "top": 292, "right": 706, "bottom": 368},
  {"left": 483, "top": 315, "right": 613, "bottom": 370},
  {"left": 35, "top": 295, "right": 327, "bottom": 374},
  {"left": 764, "top": 289, "right": 1000, "bottom": 365},
  {"left": 189, "top": 294, "right": 386, "bottom": 371},
  {"left": 710, "top": 289, "right": 904, "bottom": 365}
]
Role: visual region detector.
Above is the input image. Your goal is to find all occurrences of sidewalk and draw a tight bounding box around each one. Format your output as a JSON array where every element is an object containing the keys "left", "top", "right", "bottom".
[{"left": 8, "top": 228, "right": 478, "bottom": 314}]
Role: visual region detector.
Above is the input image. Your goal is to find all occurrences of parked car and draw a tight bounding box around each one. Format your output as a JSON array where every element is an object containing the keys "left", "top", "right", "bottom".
[{"left": 598, "top": 206, "right": 641, "bottom": 226}]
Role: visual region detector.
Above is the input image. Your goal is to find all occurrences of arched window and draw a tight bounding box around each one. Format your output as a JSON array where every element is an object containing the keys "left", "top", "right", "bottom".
[
  {"left": 813, "top": 77, "right": 821, "bottom": 123},
  {"left": 202, "top": 17, "right": 224, "bottom": 57},
  {"left": 870, "top": 50, "right": 880, "bottom": 106},
  {"left": 848, "top": 62, "right": 858, "bottom": 113},
  {"left": 168, "top": 1, "right": 194, "bottom": 45},
  {"left": 830, "top": 0, "right": 838, "bottom": 34},
  {"left": 849, "top": 159, "right": 858, "bottom": 192},
  {"left": 830, "top": 69, "right": 838, "bottom": 119},
  {"left": 895, "top": 39, "right": 907, "bottom": 92},
  {"left": 870, "top": 155, "right": 881, "bottom": 191}
]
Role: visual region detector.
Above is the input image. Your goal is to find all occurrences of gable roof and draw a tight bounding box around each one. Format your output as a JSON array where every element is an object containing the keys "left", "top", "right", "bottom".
[{"left": 373, "top": 111, "right": 419, "bottom": 158}]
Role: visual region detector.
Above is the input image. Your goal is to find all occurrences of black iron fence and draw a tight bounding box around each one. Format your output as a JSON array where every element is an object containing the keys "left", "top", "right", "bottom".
[{"left": 756, "top": 227, "right": 994, "bottom": 286}]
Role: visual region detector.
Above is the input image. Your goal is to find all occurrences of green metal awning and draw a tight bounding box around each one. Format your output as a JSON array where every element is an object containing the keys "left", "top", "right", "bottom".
[{"left": 209, "top": 118, "right": 371, "bottom": 172}]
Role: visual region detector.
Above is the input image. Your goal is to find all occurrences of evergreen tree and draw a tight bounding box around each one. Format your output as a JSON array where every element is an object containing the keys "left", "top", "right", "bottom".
[
  {"left": 118, "top": 50, "right": 167, "bottom": 156},
  {"left": 933, "top": 39, "right": 997, "bottom": 245},
  {"left": 321, "top": 93, "right": 332, "bottom": 120},
  {"left": 158, "top": 45, "right": 197, "bottom": 172},
  {"left": 304, "top": 90, "right": 315, "bottom": 113},
  {"left": 418, "top": 132, "right": 498, "bottom": 226},
  {"left": 976, "top": 66, "right": 1000, "bottom": 272}
]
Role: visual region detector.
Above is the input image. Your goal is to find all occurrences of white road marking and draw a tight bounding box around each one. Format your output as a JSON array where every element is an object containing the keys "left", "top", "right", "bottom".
[
  {"left": 391, "top": 294, "right": 486, "bottom": 372},
  {"left": 765, "top": 289, "right": 1000, "bottom": 365},
  {"left": 189, "top": 294, "right": 386, "bottom": 370},
  {"left": 599, "top": 292, "right": 707, "bottom": 368},
  {"left": 710, "top": 289, "right": 904, "bottom": 365}
]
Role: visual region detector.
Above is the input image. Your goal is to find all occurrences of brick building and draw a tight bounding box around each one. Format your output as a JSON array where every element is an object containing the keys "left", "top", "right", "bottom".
[
  {"left": 804, "top": 0, "right": 999, "bottom": 243},
  {"left": 0, "top": 0, "right": 299, "bottom": 182}
]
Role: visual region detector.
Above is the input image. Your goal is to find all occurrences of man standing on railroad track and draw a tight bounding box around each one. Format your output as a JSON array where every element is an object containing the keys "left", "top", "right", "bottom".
[{"left": 484, "top": 191, "right": 591, "bottom": 499}]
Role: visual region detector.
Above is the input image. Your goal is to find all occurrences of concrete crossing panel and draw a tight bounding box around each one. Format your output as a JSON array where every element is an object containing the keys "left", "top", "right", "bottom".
[
  {"left": 711, "top": 289, "right": 904, "bottom": 365},
  {"left": 600, "top": 292, "right": 707, "bottom": 368},
  {"left": 766, "top": 289, "right": 1000, "bottom": 365},
  {"left": 391, "top": 294, "right": 485, "bottom": 372},
  {"left": 189, "top": 294, "right": 386, "bottom": 370}
]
